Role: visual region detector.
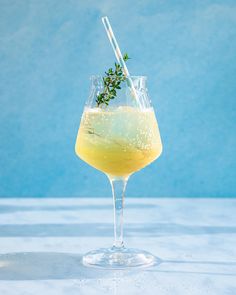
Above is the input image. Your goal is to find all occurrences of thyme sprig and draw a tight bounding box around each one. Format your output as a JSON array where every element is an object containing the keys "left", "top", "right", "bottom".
[{"left": 96, "top": 53, "right": 130, "bottom": 106}]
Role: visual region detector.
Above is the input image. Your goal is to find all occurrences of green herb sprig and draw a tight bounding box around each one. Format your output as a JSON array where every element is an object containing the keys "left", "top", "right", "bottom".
[{"left": 96, "top": 53, "right": 130, "bottom": 106}]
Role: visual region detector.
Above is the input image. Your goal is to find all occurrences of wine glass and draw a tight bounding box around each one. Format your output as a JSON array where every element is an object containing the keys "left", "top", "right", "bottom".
[{"left": 75, "top": 75, "right": 162, "bottom": 268}]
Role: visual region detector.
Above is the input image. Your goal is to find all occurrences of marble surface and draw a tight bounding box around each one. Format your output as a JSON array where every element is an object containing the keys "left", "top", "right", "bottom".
[{"left": 0, "top": 197, "right": 236, "bottom": 294}]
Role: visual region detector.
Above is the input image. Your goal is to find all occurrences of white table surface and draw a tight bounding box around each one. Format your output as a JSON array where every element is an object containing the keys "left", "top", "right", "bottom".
[{"left": 0, "top": 197, "right": 236, "bottom": 295}]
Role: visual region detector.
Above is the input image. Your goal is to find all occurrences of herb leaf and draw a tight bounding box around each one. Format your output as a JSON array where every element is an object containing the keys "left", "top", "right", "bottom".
[{"left": 96, "top": 53, "right": 130, "bottom": 107}]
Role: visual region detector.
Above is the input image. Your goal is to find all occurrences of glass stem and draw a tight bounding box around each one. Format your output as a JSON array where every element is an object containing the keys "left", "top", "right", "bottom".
[{"left": 109, "top": 176, "right": 129, "bottom": 249}]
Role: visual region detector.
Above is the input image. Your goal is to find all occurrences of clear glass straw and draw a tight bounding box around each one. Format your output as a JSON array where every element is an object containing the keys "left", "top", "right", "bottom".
[{"left": 101, "top": 16, "right": 141, "bottom": 108}]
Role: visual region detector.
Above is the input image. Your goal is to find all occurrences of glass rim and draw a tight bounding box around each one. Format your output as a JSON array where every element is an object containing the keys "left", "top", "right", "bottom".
[{"left": 90, "top": 75, "right": 147, "bottom": 80}]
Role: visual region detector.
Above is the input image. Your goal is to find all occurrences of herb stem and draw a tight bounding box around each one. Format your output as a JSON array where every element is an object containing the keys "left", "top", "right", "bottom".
[{"left": 96, "top": 53, "right": 130, "bottom": 107}]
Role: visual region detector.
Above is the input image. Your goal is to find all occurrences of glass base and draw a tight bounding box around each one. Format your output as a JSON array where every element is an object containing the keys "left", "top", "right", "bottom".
[{"left": 83, "top": 246, "right": 159, "bottom": 269}]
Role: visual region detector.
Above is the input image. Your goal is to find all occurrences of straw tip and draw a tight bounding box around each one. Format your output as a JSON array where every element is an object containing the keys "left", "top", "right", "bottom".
[{"left": 101, "top": 16, "right": 108, "bottom": 21}]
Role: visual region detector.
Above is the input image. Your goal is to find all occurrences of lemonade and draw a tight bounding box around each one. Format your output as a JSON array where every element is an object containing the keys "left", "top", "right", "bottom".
[{"left": 75, "top": 106, "right": 162, "bottom": 177}]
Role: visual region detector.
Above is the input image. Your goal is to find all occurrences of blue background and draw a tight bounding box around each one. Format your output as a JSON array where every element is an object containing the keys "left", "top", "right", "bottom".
[{"left": 0, "top": 0, "right": 236, "bottom": 197}]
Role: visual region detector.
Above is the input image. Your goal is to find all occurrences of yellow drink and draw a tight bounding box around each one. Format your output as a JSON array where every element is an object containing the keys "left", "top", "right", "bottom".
[{"left": 75, "top": 106, "right": 162, "bottom": 177}]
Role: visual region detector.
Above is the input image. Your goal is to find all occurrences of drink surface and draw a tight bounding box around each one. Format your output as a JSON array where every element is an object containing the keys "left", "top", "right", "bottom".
[{"left": 75, "top": 106, "right": 162, "bottom": 177}]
